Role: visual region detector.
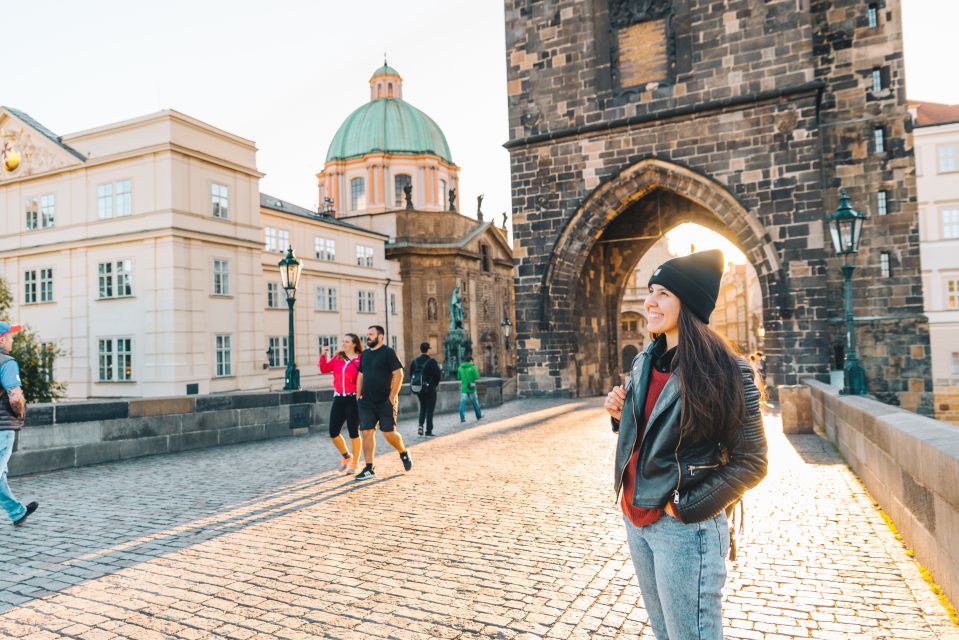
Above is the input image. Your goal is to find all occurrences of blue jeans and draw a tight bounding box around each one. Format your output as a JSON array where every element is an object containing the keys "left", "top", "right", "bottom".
[
  {"left": 0, "top": 430, "right": 26, "bottom": 523},
  {"left": 459, "top": 392, "right": 481, "bottom": 421},
  {"left": 624, "top": 511, "right": 729, "bottom": 640}
]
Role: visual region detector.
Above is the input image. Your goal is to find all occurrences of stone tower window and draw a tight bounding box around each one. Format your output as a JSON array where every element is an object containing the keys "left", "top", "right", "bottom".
[
  {"left": 868, "top": 4, "right": 879, "bottom": 28},
  {"left": 873, "top": 127, "right": 885, "bottom": 154},
  {"left": 480, "top": 244, "right": 491, "bottom": 272},
  {"left": 880, "top": 252, "right": 891, "bottom": 278}
]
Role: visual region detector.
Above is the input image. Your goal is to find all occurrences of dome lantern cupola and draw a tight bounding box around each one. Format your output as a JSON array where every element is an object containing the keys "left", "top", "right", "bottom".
[
  {"left": 370, "top": 59, "right": 403, "bottom": 101},
  {"left": 318, "top": 59, "right": 460, "bottom": 217}
]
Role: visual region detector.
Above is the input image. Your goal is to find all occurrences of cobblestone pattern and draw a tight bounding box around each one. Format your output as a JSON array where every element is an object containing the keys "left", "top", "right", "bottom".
[{"left": 1, "top": 400, "right": 956, "bottom": 639}]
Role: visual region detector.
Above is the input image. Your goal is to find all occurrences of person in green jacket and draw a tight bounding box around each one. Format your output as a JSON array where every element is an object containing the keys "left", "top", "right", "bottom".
[{"left": 457, "top": 356, "right": 482, "bottom": 423}]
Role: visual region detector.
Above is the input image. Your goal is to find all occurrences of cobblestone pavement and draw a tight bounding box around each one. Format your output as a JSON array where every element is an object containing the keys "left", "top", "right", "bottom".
[{"left": 1, "top": 398, "right": 957, "bottom": 639}]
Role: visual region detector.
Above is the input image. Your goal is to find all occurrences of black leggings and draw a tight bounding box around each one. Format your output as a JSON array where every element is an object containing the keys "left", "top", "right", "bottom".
[{"left": 329, "top": 395, "right": 359, "bottom": 439}]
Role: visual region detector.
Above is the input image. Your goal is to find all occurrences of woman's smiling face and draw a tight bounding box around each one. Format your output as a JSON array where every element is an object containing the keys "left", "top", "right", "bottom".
[{"left": 644, "top": 284, "right": 681, "bottom": 334}]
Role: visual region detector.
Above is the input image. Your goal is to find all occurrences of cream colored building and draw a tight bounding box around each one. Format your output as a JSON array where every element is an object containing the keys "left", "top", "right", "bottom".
[
  {"left": 911, "top": 101, "right": 959, "bottom": 421},
  {"left": 0, "top": 106, "right": 400, "bottom": 399},
  {"left": 259, "top": 194, "right": 402, "bottom": 391}
]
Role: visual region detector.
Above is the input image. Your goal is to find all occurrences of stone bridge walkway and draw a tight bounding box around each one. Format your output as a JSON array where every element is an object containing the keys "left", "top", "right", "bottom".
[{"left": 1, "top": 399, "right": 956, "bottom": 639}]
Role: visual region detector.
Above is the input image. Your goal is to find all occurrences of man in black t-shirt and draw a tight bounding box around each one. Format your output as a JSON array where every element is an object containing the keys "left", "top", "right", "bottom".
[{"left": 355, "top": 325, "right": 411, "bottom": 480}]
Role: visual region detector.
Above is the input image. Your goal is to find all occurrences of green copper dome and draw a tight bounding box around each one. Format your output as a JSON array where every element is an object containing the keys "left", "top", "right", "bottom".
[
  {"left": 372, "top": 63, "right": 400, "bottom": 78},
  {"left": 325, "top": 99, "right": 453, "bottom": 163}
]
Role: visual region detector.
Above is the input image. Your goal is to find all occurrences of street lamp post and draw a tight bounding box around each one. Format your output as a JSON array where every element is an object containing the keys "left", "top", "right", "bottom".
[
  {"left": 278, "top": 246, "right": 303, "bottom": 391},
  {"left": 826, "top": 188, "right": 868, "bottom": 395}
]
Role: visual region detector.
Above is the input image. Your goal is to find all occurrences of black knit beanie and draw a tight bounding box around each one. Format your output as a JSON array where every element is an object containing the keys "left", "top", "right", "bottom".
[{"left": 647, "top": 249, "right": 724, "bottom": 324}]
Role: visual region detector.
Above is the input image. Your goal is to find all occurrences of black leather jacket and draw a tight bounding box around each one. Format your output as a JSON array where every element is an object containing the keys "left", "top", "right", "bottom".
[{"left": 612, "top": 336, "right": 767, "bottom": 523}]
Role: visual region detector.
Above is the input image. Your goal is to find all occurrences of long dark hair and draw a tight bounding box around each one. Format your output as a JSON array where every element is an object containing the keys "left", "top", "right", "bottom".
[
  {"left": 671, "top": 307, "right": 746, "bottom": 445},
  {"left": 337, "top": 333, "right": 363, "bottom": 361}
]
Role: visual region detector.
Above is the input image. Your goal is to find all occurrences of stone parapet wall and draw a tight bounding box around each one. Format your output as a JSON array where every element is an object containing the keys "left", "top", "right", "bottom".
[
  {"left": 805, "top": 379, "right": 959, "bottom": 608},
  {"left": 9, "top": 379, "right": 508, "bottom": 477}
]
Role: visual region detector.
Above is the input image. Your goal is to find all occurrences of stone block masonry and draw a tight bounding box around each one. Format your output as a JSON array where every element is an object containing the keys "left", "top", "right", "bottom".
[
  {"left": 9, "top": 378, "right": 511, "bottom": 477},
  {"left": 504, "top": 0, "right": 931, "bottom": 409}
]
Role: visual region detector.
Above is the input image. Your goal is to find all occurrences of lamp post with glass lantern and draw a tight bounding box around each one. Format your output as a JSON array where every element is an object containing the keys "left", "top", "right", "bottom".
[
  {"left": 826, "top": 188, "right": 868, "bottom": 395},
  {"left": 278, "top": 246, "right": 303, "bottom": 391}
]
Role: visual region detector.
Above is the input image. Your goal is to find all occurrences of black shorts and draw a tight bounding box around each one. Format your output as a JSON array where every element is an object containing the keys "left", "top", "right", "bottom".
[
  {"left": 358, "top": 398, "right": 397, "bottom": 432},
  {"left": 329, "top": 395, "right": 359, "bottom": 439}
]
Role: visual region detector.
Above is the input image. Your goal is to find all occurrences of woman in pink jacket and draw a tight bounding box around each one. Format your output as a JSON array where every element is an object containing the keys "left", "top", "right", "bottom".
[{"left": 319, "top": 333, "right": 363, "bottom": 474}]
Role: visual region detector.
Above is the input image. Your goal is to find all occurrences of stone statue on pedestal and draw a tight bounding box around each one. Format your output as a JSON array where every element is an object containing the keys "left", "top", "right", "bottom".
[
  {"left": 404, "top": 183, "right": 414, "bottom": 209},
  {"left": 449, "top": 188, "right": 457, "bottom": 212},
  {"left": 443, "top": 281, "right": 472, "bottom": 380},
  {"left": 477, "top": 194, "right": 484, "bottom": 221}
]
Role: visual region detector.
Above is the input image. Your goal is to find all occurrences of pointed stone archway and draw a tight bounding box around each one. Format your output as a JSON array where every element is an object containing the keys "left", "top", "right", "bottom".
[{"left": 528, "top": 157, "right": 807, "bottom": 397}]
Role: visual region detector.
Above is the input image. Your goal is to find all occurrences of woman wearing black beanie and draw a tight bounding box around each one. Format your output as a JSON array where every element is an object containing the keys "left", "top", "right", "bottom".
[{"left": 604, "top": 250, "right": 768, "bottom": 640}]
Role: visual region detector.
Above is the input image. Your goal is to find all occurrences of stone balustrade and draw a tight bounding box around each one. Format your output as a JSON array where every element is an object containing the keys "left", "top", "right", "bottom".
[
  {"left": 9, "top": 378, "right": 512, "bottom": 477},
  {"left": 805, "top": 379, "right": 959, "bottom": 609}
]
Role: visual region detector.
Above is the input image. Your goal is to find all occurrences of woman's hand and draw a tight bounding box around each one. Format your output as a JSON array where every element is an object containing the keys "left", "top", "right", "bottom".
[{"left": 605, "top": 385, "right": 627, "bottom": 421}]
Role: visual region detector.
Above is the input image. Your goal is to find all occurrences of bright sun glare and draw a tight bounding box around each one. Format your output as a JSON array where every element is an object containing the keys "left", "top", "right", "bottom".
[{"left": 665, "top": 223, "right": 747, "bottom": 265}]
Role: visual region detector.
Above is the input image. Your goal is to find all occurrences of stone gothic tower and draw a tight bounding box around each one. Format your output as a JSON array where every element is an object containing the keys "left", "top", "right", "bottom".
[{"left": 504, "top": 0, "right": 930, "bottom": 412}]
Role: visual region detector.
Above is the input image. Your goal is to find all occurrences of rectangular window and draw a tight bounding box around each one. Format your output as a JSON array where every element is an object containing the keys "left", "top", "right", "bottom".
[
  {"left": 265, "top": 227, "right": 278, "bottom": 252},
  {"left": 98, "top": 183, "right": 113, "bottom": 219},
  {"left": 26, "top": 194, "right": 55, "bottom": 229},
  {"left": 940, "top": 145, "right": 959, "bottom": 173},
  {"left": 391, "top": 336, "right": 397, "bottom": 351},
  {"left": 318, "top": 335, "right": 339, "bottom": 353},
  {"left": 351, "top": 177, "right": 366, "bottom": 211},
  {"left": 211, "top": 183, "right": 229, "bottom": 218},
  {"left": 356, "top": 245, "right": 374, "bottom": 267},
  {"left": 277, "top": 229, "right": 290, "bottom": 252},
  {"left": 316, "top": 286, "right": 338, "bottom": 311},
  {"left": 98, "top": 338, "right": 114, "bottom": 381},
  {"left": 116, "top": 179, "right": 132, "bottom": 216},
  {"left": 480, "top": 244, "right": 491, "bottom": 272},
  {"left": 98, "top": 180, "right": 132, "bottom": 218},
  {"left": 440, "top": 179, "right": 447, "bottom": 209},
  {"left": 390, "top": 292, "right": 397, "bottom": 315},
  {"left": 874, "top": 128, "right": 885, "bottom": 154},
  {"left": 948, "top": 280, "right": 959, "bottom": 308},
  {"left": 267, "top": 336, "right": 288, "bottom": 368},
  {"left": 357, "top": 290, "right": 375, "bottom": 313},
  {"left": 98, "top": 260, "right": 133, "bottom": 298},
  {"left": 40, "top": 268, "right": 54, "bottom": 302},
  {"left": 952, "top": 353, "right": 959, "bottom": 376},
  {"left": 871, "top": 68, "right": 882, "bottom": 93},
  {"left": 267, "top": 282, "right": 281, "bottom": 308},
  {"left": 25, "top": 199, "right": 39, "bottom": 230},
  {"left": 23, "top": 270, "right": 37, "bottom": 304},
  {"left": 98, "top": 337, "right": 133, "bottom": 381},
  {"left": 314, "top": 237, "right": 336, "bottom": 261},
  {"left": 877, "top": 190, "right": 888, "bottom": 216},
  {"left": 213, "top": 259, "right": 230, "bottom": 295},
  {"left": 943, "top": 209, "right": 959, "bottom": 239},
  {"left": 215, "top": 334, "right": 232, "bottom": 377},
  {"left": 868, "top": 4, "right": 878, "bottom": 28},
  {"left": 880, "top": 252, "right": 891, "bottom": 278}
]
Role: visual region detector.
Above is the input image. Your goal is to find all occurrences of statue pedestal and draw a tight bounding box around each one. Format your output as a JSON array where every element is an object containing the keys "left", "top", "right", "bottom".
[{"left": 444, "top": 327, "right": 472, "bottom": 380}]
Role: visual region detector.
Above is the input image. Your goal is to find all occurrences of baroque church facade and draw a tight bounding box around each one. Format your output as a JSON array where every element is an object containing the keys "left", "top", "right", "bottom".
[{"left": 318, "top": 64, "right": 515, "bottom": 379}]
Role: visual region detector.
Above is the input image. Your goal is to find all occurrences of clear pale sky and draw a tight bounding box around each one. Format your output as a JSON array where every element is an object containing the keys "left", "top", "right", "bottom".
[{"left": 2, "top": 1, "right": 953, "bottom": 234}]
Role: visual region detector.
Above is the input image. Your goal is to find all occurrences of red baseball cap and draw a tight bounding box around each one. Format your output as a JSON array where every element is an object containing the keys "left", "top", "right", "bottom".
[{"left": 0, "top": 322, "right": 22, "bottom": 337}]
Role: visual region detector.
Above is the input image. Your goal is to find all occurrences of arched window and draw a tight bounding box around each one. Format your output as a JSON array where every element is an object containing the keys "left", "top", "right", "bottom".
[
  {"left": 427, "top": 297, "right": 438, "bottom": 321},
  {"left": 440, "top": 179, "right": 447, "bottom": 209},
  {"left": 394, "top": 174, "right": 412, "bottom": 207},
  {"left": 388, "top": 82, "right": 394, "bottom": 97},
  {"left": 480, "top": 244, "right": 491, "bottom": 272},
  {"left": 350, "top": 177, "right": 366, "bottom": 211}
]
